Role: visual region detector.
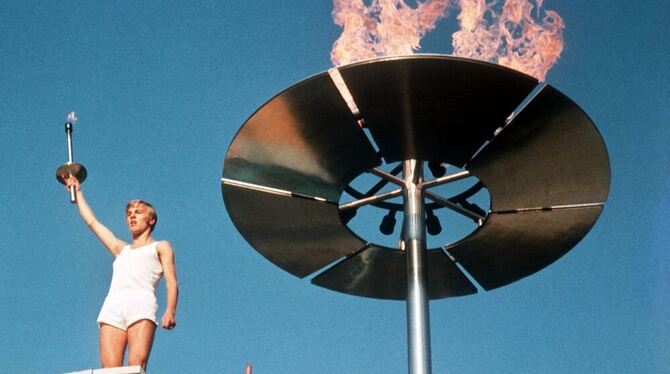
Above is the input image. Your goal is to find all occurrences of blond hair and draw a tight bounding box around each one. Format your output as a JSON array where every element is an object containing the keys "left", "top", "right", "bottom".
[{"left": 126, "top": 199, "right": 158, "bottom": 232}]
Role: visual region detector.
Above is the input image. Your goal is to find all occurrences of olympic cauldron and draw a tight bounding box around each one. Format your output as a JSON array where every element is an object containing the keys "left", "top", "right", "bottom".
[{"left": 221, "top": 55, "right": 610, "bottom": 374}]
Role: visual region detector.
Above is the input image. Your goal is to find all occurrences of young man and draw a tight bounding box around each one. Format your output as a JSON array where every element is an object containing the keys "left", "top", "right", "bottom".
[{"left": 64, "top": 176, "right": 179, "bottom": 370}]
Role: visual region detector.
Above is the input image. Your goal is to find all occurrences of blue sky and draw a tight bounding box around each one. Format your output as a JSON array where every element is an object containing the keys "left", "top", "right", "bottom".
[{"left": 0, "top": 1, "right": 668, "bottom": 373}]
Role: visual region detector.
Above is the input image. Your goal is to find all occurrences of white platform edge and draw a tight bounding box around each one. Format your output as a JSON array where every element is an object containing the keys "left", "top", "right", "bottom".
[{"left": 65, "top": 365, "right": 146, "bottom": 374}]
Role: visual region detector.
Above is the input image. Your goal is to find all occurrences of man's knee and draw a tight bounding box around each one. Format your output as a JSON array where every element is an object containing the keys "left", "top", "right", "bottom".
[
  {"left": 100, "top": 350, "right": 124, "bottom": 368},
  {"left": 127, "top": 353, "right": 149, "bottom": 368}
]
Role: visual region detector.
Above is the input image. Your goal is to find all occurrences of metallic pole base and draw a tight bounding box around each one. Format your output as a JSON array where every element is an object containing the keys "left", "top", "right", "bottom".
[{"left": 403, "top": 160, "right": 431, "bottom": 374}]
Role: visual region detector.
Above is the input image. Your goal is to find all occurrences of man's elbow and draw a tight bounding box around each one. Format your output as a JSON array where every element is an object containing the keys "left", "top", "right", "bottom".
[{"left": 167, "top": 279, "right": 179, "bottom": 292}]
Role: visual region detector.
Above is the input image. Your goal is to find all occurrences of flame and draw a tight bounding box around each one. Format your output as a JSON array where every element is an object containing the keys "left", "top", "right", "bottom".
[
  {"left": 331, "top": 0, "right": 564, "bottom": 80},
  {"left": 331, "top": 0, "right": 452, "bottom": 66},
  {"left": 452, "top": 0, "right": 564, "bottom": 80}
]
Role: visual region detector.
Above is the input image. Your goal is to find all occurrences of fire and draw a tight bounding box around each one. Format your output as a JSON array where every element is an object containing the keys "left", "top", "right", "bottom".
[
  {"left": 331, "top": 0, "right": 451, "bottom": 66},
  {"left": 331, "top": 0, "right": 564, "bottom": 81},
  {"left": 452, "top": 0, "right": 564, "bottom": 80}
]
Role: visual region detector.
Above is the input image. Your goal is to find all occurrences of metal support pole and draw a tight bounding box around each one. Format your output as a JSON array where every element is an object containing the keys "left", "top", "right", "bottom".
[
  {"left": 65, "top": 122, "right": 74, "bottom": 164},
  {"left": 402, "top": 159, "right": 431, "bottom": 374},
  {"left": 64, "top": 122, "right": 76, "bottom": 203},
  {"left": 56, "top": 112, "right": 87, "bottom": 204}
]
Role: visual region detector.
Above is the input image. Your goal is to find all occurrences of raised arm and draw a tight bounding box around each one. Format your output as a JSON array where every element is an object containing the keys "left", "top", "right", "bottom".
[
  {"left": 157, "top": 240, "right": 178, "bottom": 330},
  {"left": 64, "top": 176, "right": 126, "bottom": 256}
]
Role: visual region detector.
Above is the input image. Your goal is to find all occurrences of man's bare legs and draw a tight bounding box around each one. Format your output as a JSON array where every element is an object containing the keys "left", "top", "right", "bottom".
[
  {"left": 99, "top": 321, "right": 156, "bottom": 369},
  {"left": 99, "top": 324, "right": 126, "bottom": 367},
  {"left": 127, "top": 320, "right": 156, "bottom": 369}
]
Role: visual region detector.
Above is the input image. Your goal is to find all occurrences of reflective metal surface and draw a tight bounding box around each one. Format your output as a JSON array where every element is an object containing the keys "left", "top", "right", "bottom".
[
  {"left": 467, "top": 85, "right": 610, "bottom": 211},
  {"left": 224, "top": 73, "right": 380, "bottom": 203},
  {"left": 402, "top": 160, "right": 431, "bottom": 374},
  {"left": 338, "top": 55, "right": 538, "bottom": 166},
  {"left": 56, "top": 163, "right": 88, "bottom": 184},
  {"left": 312, "top": 246, "right": 476, "bottom": 300},
  {"left": 56, "top": 114, "right": 87, "bottom": 204},
  {"left": 223, "top": 182, "right": 366, "bottom": 278},
  {"left": 448, "top": 206, "right": 604, "bottom": 290},
  {"left": 222, "top": 55, "right": 609, "bottom": 299}
]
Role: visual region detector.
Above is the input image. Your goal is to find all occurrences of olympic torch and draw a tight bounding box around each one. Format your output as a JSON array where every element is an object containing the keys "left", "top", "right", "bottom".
[{"left": 56, "top": 111, "right": 87, "bottom": 204}]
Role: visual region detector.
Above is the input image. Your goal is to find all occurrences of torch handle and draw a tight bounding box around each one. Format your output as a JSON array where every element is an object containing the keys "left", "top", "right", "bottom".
[
  {"left": 65, "top": 122, "right": 76, "bottom": 203},
  {"left": 57, "top": 115, "right": 86, "bottom": 204},
  {"left": 70, "top": 185, "right": 77, "bottom": 204},
  {"left": 65, "top": 123, "right": 74, "bottom": 163}
]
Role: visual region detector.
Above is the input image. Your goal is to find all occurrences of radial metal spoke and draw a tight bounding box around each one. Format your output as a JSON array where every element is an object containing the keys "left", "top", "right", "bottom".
[
  {"left": 370, "top": 167, "right": 406, "bottom": 186},
  {"left": 424, "top": 191, "right": 485, "bottom": 223},
  {"left": 422, "top": 170, "right": 471, "bottom": 189},
  {"left": 222, "top": 177, "right": 293, "bottom": 197},
  {"left": 339, "top": 188, "right": 404, "bottom": 211},
  {"left": 364, "top": 164, "right": 404, "bottom": 196},
  {"left": 222, "top": 177, "right": 329, "bottom": 202}
]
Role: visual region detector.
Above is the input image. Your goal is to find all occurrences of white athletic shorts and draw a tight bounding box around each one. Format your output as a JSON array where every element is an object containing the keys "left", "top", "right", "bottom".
[{"left": 97, "top": 293, "right": 158, "bottom": 331}]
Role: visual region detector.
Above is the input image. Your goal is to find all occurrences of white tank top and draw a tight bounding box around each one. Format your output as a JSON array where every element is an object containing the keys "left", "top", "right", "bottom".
[{"left": 107, "top": 241, "right": 163, "bottom": 297}]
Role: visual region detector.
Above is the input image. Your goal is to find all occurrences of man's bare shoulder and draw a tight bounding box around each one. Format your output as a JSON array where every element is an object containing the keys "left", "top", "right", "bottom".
[{"left": 156, "top": 240, "right": 174, "bottom": 254}]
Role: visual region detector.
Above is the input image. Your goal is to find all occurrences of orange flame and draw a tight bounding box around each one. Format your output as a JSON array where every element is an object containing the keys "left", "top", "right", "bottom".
[
  {"left": 452, "top": 0, "right": 564, "bottom": 80},
  {"left": 331, "top": 0, "right": 564, "bottom": 80},
  {"left": 331, "top": 0, "right": 452, "bottom": 66}
]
